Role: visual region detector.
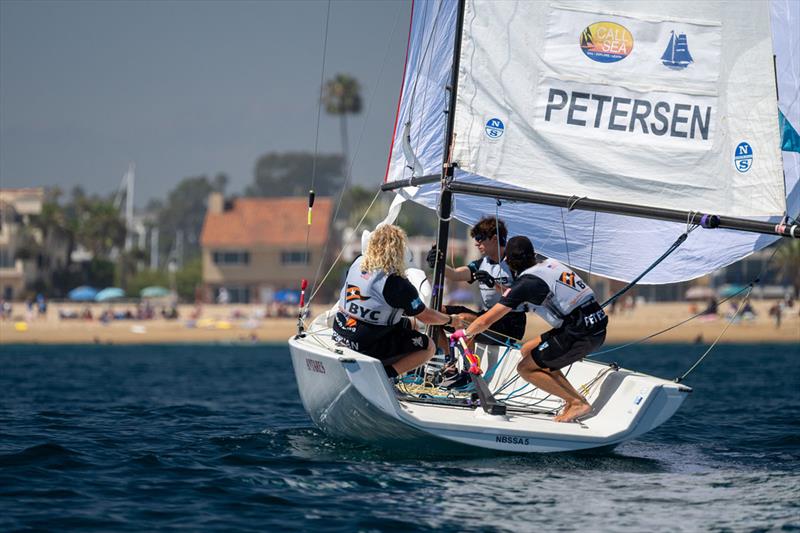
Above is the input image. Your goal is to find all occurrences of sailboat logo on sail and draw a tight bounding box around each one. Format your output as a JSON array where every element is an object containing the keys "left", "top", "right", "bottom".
[
  {"left": 661, "top": 31, "right": 694, "bottom": 69},
  {"left": 485, "top": 118, "right": 505, "bottom": 139}
]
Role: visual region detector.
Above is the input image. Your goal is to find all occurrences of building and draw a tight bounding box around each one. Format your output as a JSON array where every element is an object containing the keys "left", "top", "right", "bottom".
[
  {"left": 0, "top": 188, "right": 70, "bottom": 300},
  {"left": 200, "top": 193, "right": 334, "bottom": 304}
]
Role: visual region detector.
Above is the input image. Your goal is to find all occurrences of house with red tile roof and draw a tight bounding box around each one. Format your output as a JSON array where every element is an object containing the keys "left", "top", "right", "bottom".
[{"left": 200, "top": 193, "right": 334, "bottom": 304}]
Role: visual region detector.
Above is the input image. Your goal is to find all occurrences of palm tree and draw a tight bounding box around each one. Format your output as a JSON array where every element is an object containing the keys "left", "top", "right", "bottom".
[
  {"left": 322, "top": 74, "right": 362, "bottom": 177},
  {"left": 77, "top": 200, "right": 126, "bottom": 259},
  {"left": 773, "top": 239, "right": 800, "bottom": 297}
]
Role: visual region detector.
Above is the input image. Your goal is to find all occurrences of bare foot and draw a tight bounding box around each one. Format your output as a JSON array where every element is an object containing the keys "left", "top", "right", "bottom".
[{"left": 554, "top": 401, "right": 591, "bottom": 423}]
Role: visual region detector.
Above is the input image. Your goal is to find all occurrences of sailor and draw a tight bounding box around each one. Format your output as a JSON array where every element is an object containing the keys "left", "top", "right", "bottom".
[
  {"left": 333, "top": 224, "right": 464, "bottom": 379},
  {"left": 451, "top": 236, "right": 608, "bottom": 423},
  {"left": 426, "top": 217, "right": 527, "bottom": 348}
]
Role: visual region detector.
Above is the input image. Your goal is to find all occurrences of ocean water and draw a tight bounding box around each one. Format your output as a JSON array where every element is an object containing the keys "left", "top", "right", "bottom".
[{"left": 1, "top": 343, "right": 798, "bottom": 532}]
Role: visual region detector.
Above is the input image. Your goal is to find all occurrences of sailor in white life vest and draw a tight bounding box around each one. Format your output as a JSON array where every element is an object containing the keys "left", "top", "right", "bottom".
[
  {"left": 451, "top": 236, "right": 608, "bottom": 423},
  {"left": 333, "top": 224, "right": 465, "bottom": 379},
  {"left": 426, "top": 217, "right": 526, "bottom": 350}
]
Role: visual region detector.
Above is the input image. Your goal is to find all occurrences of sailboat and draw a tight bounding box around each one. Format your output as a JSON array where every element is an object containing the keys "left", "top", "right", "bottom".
[
  {"left": 288, "top": 0, "right": 799, "bottom": 453},
  {"left": 661, "top": 31, "right": 693, "bottom": 69}
]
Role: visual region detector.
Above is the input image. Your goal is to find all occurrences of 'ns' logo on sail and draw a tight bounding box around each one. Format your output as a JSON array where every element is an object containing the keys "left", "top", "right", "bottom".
[
  {"left": 734, "top": 142, "right": 753, "bottom": 173},
  {"left": 485, "top": 118, "right": 505, "bottom": 139},
  {"left": 661, "top": 31, "right": 693, "bottom": 69}
]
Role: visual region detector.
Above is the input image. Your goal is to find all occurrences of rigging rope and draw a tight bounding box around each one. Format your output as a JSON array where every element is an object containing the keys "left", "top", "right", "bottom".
[
  {"left": 304, "top": 0, "right": 332, "bottom": 261},
  {"left": 672, "top": 228, "right": 795, "bottom": 381},
  {"left": 305, "top": 2, "right": 404, "bottom": 306},
  {"left": 589, "top": 282, "right": 756, "bottom": 358},
  {"left": 559, "top": 208, "right": 572, "bottom": 267},
  {"left": 601, "top": 222, "right": 699, "bottom": 309},
  {"left": 589, "top": 218, "right": 795, "bottom": 381},
  {"left": 495, "top": 200, "right": 503, "bottom": 265},
  {"left": 588, "top": 211, "right": 597, "bottom": 277},
  {"left": 306, "top": 188, "right": 383, "bottom": 305},
  {"left": 675, "top": 286, "right": 754, "bottom": 383}
]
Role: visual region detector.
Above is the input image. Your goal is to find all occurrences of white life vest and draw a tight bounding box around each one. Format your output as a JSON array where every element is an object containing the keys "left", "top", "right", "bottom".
[
  {"left": 517, "top": 259, "right": 596, "bottom": 328},
  {"left": 474, "top": 256, "right": 514, "bottom": 310},
  {"left": 338, "top": 256, "right": 404, "bottom": 326}
]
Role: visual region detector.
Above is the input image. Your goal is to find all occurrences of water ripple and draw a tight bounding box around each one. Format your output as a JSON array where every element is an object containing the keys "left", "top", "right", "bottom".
[{"left": 0, "top": 343, "right": 797, "bottom": 532}]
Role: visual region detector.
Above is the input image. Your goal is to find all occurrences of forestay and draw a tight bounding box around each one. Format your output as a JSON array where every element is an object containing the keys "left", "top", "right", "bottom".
[{"left": 385, "top": 0, "right": 800, "bottom": 284}]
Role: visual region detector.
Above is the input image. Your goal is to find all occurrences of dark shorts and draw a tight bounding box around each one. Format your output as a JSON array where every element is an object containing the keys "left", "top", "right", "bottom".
[
  {"left": 332, "top": 314, "right": 429, "bottom": 362},
  {"left": 444, "top": 305, "right": 527, "bottom": 346},
  {"left": 531, "top": 327, "right": 606, "bottom": 370}
]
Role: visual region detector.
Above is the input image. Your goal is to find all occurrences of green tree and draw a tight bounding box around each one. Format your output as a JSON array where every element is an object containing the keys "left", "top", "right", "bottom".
[
  {"left": 245, "top": 152, "right": 344, "bottom": 197},
  {"left": 155, "top": 175, "right": 218, "bottom": 264},
  {"left": 339, "top": 186, "right": 455, "bottom": 238},
  {"left": 77, "top": 200, "right": 126, "bottom": 258},
  {"left": 340, "top": 185, "right": 387, "bottom": 229},
  {"left": 126, "top": 268, "right": 170, "bottom": 298},
  {"left": 774, "top": 239, "right": 800, "bottom": 296},
  {"left": 323, "top": 73, "right": 362, "bottom": 175},
  {"left": 175, "top": 257, "right": 202, "bottom": 301},
  {"left": 33, "top": 189, "right": 69, "bottom": 244}
]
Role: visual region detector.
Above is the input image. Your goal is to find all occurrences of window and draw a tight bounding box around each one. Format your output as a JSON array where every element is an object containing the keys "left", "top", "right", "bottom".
[
  {"left": 281, "top": 251, "right": 310, "bottom": 265},
  {"left": 0, "top": 248, "right": 12, "bottom": 268},
  {"left": 212, "top": 250, "right": 250, "bottom": 265},
  {"left": 216, "top": 286, "right": 250, "bottom": 303}
]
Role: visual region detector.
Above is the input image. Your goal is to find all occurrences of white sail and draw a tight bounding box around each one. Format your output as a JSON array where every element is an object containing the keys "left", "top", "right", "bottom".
[{"left": 385, "top": 0, "right": 799, "bottom": 284}]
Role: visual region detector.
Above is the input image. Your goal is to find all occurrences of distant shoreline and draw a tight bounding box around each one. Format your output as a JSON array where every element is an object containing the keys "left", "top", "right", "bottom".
[{"left": 1, "top": 301, "right": 797, "bottom": 345}]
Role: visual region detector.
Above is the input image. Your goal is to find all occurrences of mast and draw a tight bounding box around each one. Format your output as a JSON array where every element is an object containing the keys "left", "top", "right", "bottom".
[{"left": 429, "top": 0, "right": 467, "bottom": 312}]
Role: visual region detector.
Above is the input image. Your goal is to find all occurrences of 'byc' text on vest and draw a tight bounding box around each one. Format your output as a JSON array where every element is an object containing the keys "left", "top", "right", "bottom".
[
  {"left": 544, "top": 88, "right": 711, "bottom": 140},
  {"left": 347, "top": 302, "right": 382, "bottom": 323}
]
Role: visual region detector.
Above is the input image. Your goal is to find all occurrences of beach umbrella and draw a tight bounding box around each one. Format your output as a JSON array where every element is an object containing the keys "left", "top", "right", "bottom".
[
  {"left": 140, "top": 286, "right": 170, "bottom": 298},
  {"left": 717, "top": 284, "right": 748, "bottom": 298},
  {"left": 95, "top": 287, "right": 126, "bottom": 302},
  {"left": 274, "top": 289, "right": 300, "bottom": 304},
  {"left": 68, "top": 286, "right": 98, "bottom": 301}
]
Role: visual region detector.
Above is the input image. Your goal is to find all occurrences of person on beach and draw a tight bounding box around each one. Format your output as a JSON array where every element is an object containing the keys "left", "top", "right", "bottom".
[
  {"left": 426, "top": 217, "right": 527, "bottom": 350},
  {"left": 451, "top": 236, "right": 608, "bottom": 423},
  {"left": 333, "top": 224, "right": 465, "bottom": 379}
]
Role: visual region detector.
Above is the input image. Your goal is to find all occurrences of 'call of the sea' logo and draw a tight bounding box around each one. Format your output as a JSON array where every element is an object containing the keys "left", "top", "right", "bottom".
[{"left": 580, "top": 21, "right": 633, "bottom": 63}]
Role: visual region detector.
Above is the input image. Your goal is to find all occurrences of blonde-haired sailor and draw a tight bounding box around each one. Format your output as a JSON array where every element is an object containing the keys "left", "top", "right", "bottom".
[{"left": 333, "top": 224, "right": 465, "bottom": 378}]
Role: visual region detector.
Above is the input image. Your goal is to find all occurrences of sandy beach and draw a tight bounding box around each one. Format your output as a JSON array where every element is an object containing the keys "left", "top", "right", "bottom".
[{"left": 0, "top": 300, "right": 797, "bottom": 345}]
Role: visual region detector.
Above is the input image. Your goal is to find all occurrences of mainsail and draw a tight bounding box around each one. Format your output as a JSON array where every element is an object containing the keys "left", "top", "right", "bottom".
[{"left": 384, "top": 0, "right": 799, "bottom": 284}]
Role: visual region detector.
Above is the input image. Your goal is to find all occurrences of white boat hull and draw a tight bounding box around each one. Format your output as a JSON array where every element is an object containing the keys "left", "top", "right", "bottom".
[{"left": 289, "top": 315, "right": 691, "bottom": 454}]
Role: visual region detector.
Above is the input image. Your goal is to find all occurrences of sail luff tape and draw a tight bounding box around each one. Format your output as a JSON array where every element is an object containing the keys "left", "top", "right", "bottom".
[{"left": 307, "top": 190, "right": 315, "bottom": 226}]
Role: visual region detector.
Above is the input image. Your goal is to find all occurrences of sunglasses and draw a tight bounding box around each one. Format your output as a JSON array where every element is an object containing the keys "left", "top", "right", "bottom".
[{"left": 473, "top": 233, "right": 494, "bottom": 243}]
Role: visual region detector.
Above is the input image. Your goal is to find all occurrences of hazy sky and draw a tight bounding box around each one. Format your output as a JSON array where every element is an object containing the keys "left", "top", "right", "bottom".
[{"left": 0, "top": 0, "right": 411, "bottom": 206}]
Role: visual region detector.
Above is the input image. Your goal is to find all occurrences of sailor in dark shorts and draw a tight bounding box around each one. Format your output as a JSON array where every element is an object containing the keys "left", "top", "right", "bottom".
[
  {"left": 451, "top": 236, "right": 608, "bottom": 423},
  {"left": 333, "top": 224, "right": 464, "bottom": 379},
  {"left": 426, "top": 217, "right": 527, "bottom": 348}
]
